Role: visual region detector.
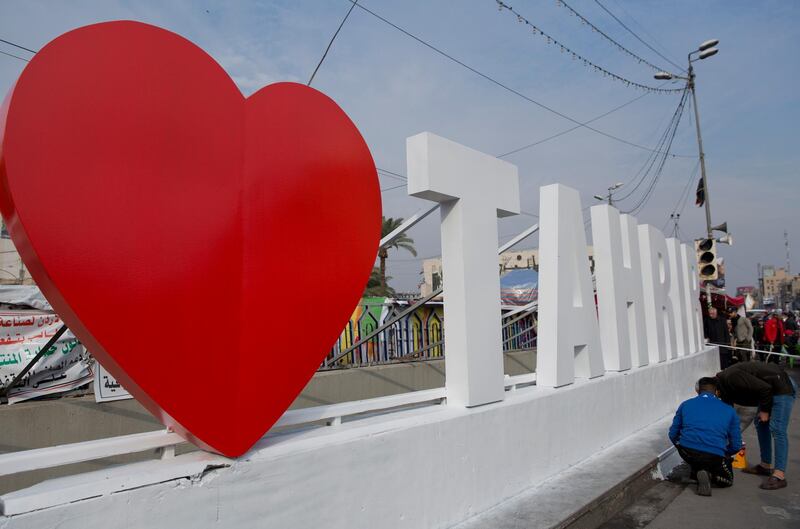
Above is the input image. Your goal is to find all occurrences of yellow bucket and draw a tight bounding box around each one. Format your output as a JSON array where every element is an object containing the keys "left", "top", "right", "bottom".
[{"left": 732, "top": 443, "right": 747, "bottom": 469}]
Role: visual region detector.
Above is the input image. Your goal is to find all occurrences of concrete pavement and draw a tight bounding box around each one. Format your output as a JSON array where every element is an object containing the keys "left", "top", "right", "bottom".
[{"left": 603, "top": 367, "right": 800, "bottom": 529}]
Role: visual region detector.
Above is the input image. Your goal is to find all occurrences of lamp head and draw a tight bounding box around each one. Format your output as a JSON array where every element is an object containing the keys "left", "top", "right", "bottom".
[
  {"left": 698, "top": 48, "right": 719, "bottom": 60},
  {"left": 698, "top": 39, "right": 720, "bottom": 51}
]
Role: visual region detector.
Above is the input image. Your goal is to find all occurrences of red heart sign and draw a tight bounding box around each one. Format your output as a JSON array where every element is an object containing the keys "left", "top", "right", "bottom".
[{"left": 0, "top": 21, "right": 381, "bottom": 457}]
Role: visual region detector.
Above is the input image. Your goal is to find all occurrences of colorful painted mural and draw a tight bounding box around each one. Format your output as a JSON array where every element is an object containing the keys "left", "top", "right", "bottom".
[{"left": 324, "top": 297, "right": 534, "bottom": 369}]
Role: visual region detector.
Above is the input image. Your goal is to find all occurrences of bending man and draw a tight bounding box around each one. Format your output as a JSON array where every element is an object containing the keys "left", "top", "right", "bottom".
[{"left": 716, "top": 361, "right": 797, "bottom": 490}]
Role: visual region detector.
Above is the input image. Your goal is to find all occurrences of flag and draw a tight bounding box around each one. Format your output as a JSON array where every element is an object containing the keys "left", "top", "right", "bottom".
[{"left": 695, "top": 177, "right": 705, "bottom": 207}]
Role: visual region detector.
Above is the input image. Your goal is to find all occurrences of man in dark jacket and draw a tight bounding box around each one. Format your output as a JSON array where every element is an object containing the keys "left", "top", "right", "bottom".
[
  {"left": 716, "top": 361, "right": 797, "bottom": 490},
  {"left": 785, "top": 312, "right": 798, "bottom": 348},
  {"left": 704, "top": 307, "right": 732, "bottom": 368},
  {"left": 669, "top": 377, "right": 741, "bottom": 496}
]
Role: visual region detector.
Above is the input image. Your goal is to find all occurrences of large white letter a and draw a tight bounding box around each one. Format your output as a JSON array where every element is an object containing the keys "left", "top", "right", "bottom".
[{"left": 537, "top": 184, "right": 604, "bottom": 387}]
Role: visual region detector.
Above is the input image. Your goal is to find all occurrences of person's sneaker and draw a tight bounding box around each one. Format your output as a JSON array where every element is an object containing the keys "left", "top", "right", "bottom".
[
  {"left": 759, "top": 476, "right": 787, "bottom": 490},
  {"left": 696, "top": 470, "right": 712, "bottom": 496},
  {"left": 742, "top": 464, "right": 773, "bottom": 476}
]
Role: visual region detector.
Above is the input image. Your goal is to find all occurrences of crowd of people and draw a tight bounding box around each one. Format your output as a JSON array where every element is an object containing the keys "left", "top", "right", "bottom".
[
  {"left": 669, "top": 305, "right": 798, "bottom": 497},
  {"left": 703, "top": 306, "right": 799, "bottom": 368}
]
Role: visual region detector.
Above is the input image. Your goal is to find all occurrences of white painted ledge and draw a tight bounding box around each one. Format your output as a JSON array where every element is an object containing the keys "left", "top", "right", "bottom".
[
  {"left": 1, "top": 451, "right": 229, "bottom": 516},
  {"left": 274, "top": 387, "right": 446, "bottom": 428},
  {"left": 0, "top": 349, "right": 718, "bottom": 529},
  {"left": 0, "top": 430, "right": 185, "bottom": 477},
  {"left": 1, "top": 380, "right": 532, "bottom": 481}
]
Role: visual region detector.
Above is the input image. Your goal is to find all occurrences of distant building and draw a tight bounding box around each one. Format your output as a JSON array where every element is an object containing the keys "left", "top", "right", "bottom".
[
  {"left": 420, "top": 247, "right": 594, "bottom": 297},
  {"left": 761, "top": 266, "right": 800, "bottom": 308}
]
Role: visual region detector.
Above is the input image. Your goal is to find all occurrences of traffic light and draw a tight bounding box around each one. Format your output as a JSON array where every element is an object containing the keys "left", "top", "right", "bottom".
[{"left": 695, "top": 238, "right": 718, "bottom": 281}]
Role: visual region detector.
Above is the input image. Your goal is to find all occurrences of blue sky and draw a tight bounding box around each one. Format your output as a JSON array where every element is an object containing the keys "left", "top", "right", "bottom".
[{"left": 1, "top": 0, "right": 798, "bottom": 293}]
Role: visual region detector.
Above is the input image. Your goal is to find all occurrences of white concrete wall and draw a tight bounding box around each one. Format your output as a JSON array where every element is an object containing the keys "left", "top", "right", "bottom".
[{"left": 1, "top": 348, "right": 719, "bottom": 529}]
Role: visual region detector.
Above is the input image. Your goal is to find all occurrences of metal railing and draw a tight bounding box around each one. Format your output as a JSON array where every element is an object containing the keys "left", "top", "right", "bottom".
[
  {"left": 0, "top": 373, "right": 538, "bottom": 483},
  {"left": 322, "top": 299, "right": 537, "bottom": 368},
  {"left": 0, "top": 206, "right": 543, "bottom": 499},
  {"left": 323, "top": 215, "right": 539, "bottom": 369}
]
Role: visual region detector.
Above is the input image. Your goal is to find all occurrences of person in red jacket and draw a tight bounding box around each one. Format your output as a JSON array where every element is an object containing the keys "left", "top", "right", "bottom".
[{"left": 763, "top": 313, "right": 785, "bottom": 364}]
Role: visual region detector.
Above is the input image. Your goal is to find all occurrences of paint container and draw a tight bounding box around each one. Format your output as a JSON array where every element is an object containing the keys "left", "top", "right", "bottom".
[{"left": 732, "top": 442, "right": 747, "bottom": 469}]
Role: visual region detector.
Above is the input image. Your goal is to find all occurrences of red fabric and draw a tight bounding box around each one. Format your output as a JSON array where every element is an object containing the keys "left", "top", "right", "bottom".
[
  {"left": 764, "top": 318, "right": 785, "bottom": 345},
  {"left": 726, "top": 295, "right": 745, "bottom": 307}
]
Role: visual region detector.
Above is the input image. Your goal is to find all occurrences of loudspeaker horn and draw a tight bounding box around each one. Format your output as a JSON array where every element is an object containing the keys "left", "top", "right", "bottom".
[{"left": 716, "top": 233, "right": 733, "bottom": 246}]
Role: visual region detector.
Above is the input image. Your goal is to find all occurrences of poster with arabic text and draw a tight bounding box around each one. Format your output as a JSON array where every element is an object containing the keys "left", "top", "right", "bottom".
[
  {"left": 93, "top": 361, "right": 132, "bottom": 402},
  {"left": 0, "top": 311, "right": 93, "bottom": 404}
]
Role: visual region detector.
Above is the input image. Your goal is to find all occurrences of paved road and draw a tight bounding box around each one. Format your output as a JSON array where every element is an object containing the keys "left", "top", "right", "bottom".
[{"left": 608, "top": 367, "right": 800, "bottom": 529}]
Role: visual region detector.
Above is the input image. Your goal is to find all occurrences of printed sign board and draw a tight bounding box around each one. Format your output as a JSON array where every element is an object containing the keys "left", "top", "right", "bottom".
[
  {"left": 0, "top": 311, "right": 93, "bottom": 403},
  {"left": 94, "top": 361, "right": 131, "bottom": 402}
]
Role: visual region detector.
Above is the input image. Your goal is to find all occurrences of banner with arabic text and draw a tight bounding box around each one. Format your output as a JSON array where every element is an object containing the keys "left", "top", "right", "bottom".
[
  {"left": 94, "top": 361, "right": 131, "bottom": 402},
  {"left": 0, "top": 310, "right": 93, "bottom": 404}
]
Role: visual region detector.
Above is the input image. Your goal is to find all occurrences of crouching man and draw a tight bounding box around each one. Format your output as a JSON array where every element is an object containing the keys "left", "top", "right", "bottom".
[{"left": 669, "top": 377, "right": 742, "bottom": 496}]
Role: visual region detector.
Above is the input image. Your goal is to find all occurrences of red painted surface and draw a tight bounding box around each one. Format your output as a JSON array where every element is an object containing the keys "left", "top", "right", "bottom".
[{"left": 0, "top": 21, "right": 381, "bottom": 457}]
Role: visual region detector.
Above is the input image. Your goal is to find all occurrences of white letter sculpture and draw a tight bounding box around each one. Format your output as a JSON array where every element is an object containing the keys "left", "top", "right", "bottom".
[
  {"left": 538, "top": 184, "right": 604, "bottom": 387},
  {"left": 591, "top": 206, "right": 648, "bottom": 370},
  {"left": 681, "top": 243, "right": 705, "bottom": 353},
  {"left": 406, "top": 132, "right": 520, "bottom": 407},
  {"left": 666, "top": 238, "right": 691, "bottom": 356},
  {"left": 638, "top": 225, "right": 677, "bottom": 362}
]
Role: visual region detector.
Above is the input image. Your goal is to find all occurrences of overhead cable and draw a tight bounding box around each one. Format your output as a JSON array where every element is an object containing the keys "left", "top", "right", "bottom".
[
  {"left": 0, "top": 38, "right": 38, "bottom": 55},
  {"left": 661, "top": 160, "right": 700, "bottom": 233},
  {"left": 0, "top": 49, "right": 28, "bottom": 62},
  {"left": 622, "top": 88, "right": 690, "bottom": 215},
  {"left": 349, "top": 1, "right": 693, "bottom": 157},
  {"left": 594, "top": 0, "right": 685, "bottom": 73},
  {"left": 497, "top": 87, "right": 654, "bottom": 158},
  {"left": 307, "top": 1, "right": 359, "bottom": 86},
  {"left": 615, "top": 87, "right": 689, "bottom": 202},
  {"left": 552, "top": 0, "right": 674, "bottom": 74},
  {"left": 495, "top": 1, "right": 683, "bottom": 94}
]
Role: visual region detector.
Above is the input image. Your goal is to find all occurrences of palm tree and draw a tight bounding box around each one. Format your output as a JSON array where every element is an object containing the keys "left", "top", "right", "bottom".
[
  {"left": 364, "top": 267, "right": 396, "bottom": 297},
  {"left": 378, "top": 216, "right": 417, "bottom": 290}
]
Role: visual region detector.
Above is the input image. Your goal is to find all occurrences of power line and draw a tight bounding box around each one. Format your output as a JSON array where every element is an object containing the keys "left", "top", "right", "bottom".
[
  {"left": 674, "top": 161, "right": 701, "bottom": 217},
  {"left": 661, "top": 160, "right": 699, "bottom": 233},
  {"left": 552, "top": 0, "right": 674, "bottom": 74},
  {"left": 307, "top": 0, "right": 358, "bottom": 86},
  {"left": 380, "top": 182, "right": 407, "bottom": 193},
  {"left": 623, "top": 104, "right": 686, "bottom": 215},
  {"left": 377, "top": 167, "right": 407, "bottom": 181},
  {"left": 0, "top": 49, "right": 28, "bottom": 62},
  {"left": 622, "top": 88, "right": 690, "bottom": 215},
  {"left": 497, "top": 88, "right": 653, "bottom": 158},
  {"left": 608, "top": 0, "right": 682, "bottom": 69},
  {"left": 349, "top": 1, "right": 693, "bottom": 158},
  {"left": 495, "top": 1, "right": 682, "bottom": 93},
  {"left": 594, "top": 0, "right": 685, "bottom": 73},
  {"left": 0, "top": 38, "right": 38, "bottom": 55},
  {"left": 615, "top": 87, "right": 689, "bottom": 202}
]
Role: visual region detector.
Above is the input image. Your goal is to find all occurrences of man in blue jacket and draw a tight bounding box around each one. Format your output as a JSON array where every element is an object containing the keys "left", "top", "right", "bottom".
[{"left": 669, "top": 377, "right": 742, "bottom": 496}]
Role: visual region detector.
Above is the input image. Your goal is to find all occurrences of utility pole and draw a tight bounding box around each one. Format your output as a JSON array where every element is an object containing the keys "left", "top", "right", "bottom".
[
  {"left": 593, "top": 182, "right": 624, "bottom": 207},
  {"left": 655, "top": 40, "right": 719, "bottom": 239},
  {"left": 688, "top": 64, "right": 712, "bottom": 239}
]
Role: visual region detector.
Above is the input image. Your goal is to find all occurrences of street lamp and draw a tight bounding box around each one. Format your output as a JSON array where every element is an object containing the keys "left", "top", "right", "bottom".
[
  {"left": 594, "top": 182, "right": 624, "bottom": 206},
  {"left": 654, "top": 39, "right": 719, "bottom": 239}
]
